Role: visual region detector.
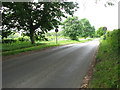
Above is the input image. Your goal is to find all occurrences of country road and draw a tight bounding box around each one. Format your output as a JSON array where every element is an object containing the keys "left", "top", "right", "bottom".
[{"left": 3, "top": 39, "right": 99, "bottom": 88}]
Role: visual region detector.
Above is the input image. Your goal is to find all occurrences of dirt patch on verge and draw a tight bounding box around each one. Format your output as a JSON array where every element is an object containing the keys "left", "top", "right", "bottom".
[{"left": 80, "top": 45, "right": 99, "bottom": 88}]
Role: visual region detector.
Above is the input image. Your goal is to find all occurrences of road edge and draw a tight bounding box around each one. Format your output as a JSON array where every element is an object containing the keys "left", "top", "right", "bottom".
[
  {"left": 80, "top": 43, "right": 100, "bottom": 88},
  {"left": 2, "top": 40, "right": 92, "bottom": 61}
]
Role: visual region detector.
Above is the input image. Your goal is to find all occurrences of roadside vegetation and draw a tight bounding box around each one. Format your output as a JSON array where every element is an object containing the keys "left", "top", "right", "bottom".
[
  {"left": 89, "top": 29, "right": 120, "bottom": 88},
  {"left": 2, "top": 2, "right": 97, "bottom": 56},
  {"left": 1, "top": 1, "right": 119, "bottom": 88},
  {"left": 2, "top": 18, "right": 95, "bottom": 56},
  {"left": 2, "top": 37, "right": 93, "bottom": 56}
]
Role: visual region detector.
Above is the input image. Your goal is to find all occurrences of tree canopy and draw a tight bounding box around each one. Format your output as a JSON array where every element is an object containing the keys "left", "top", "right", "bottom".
[
  {"left": 80, "top": 18, "right": 95, "bottom": 38},
  {"left": 62, "top": 17, "right": 95, "bottom": 40},
  {"left": 2, "top": 2, "right": 79, "bottom": 44},
  {"left": 62, "top": 16, "right": 82, "bottom": 40}
]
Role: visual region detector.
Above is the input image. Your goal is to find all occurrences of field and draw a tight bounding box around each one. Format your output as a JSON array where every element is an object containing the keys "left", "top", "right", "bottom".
[
  {"left": 2, "top": 38, "right": 93, "bottom": 56},
  {"left": 89, "top": 29, "right": 120, "bottom": 88}
]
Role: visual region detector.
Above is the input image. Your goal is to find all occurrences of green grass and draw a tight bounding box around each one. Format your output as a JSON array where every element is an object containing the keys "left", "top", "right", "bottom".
[
  {"left": 89, "top": 29, "right": 120, "bottom": 88},
  {"left": 2, "top": 38, "right": 93, "bottom": 56},
  {"left": 2, "top": 41, "right": 47, "bottom": 52}
]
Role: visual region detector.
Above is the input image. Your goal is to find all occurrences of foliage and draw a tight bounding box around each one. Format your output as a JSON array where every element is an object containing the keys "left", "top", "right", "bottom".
[
  {"left": 80, "top": 18, "right": 95, "bottom": 38},
  {"left": 2, "top": 2, "right": 79, "bottom": 44},
  {"left": 8, "top": 33, "right": 21, "bottom": 39},
  {"left": 96, "top": 27, "right": 107, "bottom": 37},
  {"left": 62, "top": 16, "right": 83, "bottom": 40},
  {"left": 34, "top": 32, "right": 48, "bottom": 41},
  {"left": 46, "top": 31, "right": 64, "bottom": 41},
  {"left": 2, "top": 36, "right": 30, "bottom": 43},
  {"left": 89, "top": 26, "right": 95, "bottom": 38},
  {"left": 2, "top": 30, "right": 13, "bottom": 39},
  {"left": 89, "top": 29, "right": 120, "bottom": 88},
  {"left": 2, "top": 39, "right": 17, "bottom": 43},
  {"left": 62, "top": 17, "right": 95, "bottom": 40},
  {"left": 18, "top": 37, "right": 30, "bottom": 42}
]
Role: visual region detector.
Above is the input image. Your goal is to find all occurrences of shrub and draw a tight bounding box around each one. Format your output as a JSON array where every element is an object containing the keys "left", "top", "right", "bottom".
[
  {"left": 18, "top": 37, "right": 29, "bottom": 42},
  {"left": 2, "top": 39, "right": 17, "bottom": 43}
]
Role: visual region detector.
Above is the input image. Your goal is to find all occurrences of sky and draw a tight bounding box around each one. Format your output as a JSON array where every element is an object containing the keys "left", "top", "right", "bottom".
[
  {"left": 33, "top": 0, "right": 119, "bottom": 31},
  {"left": 73, "top": 0, "right": 119, "bottom": 31}
]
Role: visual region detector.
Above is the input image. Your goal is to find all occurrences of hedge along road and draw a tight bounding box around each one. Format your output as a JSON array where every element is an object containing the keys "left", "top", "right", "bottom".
[{"left": 3, "top": 39, "right": 100, "bottom": 88}]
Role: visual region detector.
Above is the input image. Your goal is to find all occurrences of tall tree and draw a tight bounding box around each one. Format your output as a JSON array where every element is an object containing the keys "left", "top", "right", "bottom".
[
  {"left": 62, "top": 16, "right": 83, "bottom": 40},
  {"left": 2, "top": 2, "right": 78, "bottom": 44},
  {"left": 62, "top": 17, "right": 95, "bottom": 39},
  {"left": 80, "top": 18, "right": 94, "bottom": 38}
]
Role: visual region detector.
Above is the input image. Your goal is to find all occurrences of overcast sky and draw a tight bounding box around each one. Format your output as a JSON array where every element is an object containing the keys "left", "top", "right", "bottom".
[
  {"left": 73, "top": 0, "right": 119, "bottom": 31},
  {"left": 33, "top": 0, "right": 119, "bottom": 31}
]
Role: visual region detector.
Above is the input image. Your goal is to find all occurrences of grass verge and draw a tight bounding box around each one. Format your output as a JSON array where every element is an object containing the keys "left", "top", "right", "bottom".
[
  {"left": 89, "top": 29, "right": 120, "bottom": 88},
  {"left": 2, "top": 38, "right": 93, "bottom": 56}
]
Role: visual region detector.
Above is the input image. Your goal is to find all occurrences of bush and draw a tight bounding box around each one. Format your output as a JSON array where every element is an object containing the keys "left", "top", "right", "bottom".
[
  {"left": 2, "top": 39, "right": 17, "bottom": 43},
  {"left": 18, "top": 37, "right": 29, "bottom": 42}
]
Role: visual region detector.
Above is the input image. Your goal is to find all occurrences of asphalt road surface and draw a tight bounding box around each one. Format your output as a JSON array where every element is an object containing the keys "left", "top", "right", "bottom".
[{"left": 3, "top": 39, "right": 99, "bottom": 88}]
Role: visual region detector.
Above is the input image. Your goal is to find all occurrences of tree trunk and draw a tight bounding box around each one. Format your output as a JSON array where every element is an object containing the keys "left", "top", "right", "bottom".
[{"left": 30, "top": 30, "right": 35, "bottom": 44}]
